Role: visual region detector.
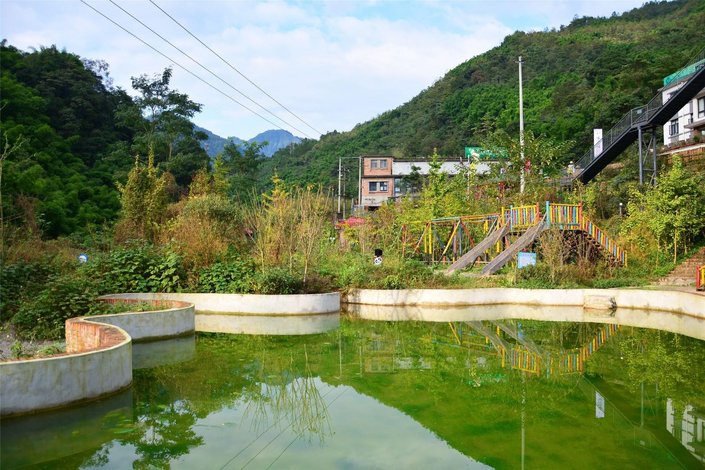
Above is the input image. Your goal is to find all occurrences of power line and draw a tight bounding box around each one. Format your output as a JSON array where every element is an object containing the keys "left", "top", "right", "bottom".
[
  {"left": 80, "top": 0, "right": 295, "bottom": 135},
  {"left": 108, "top": 0, "right": 313, "bottom": 139},
  {"left": 149, "top": 0, "right": 323, "bottom": 137}
]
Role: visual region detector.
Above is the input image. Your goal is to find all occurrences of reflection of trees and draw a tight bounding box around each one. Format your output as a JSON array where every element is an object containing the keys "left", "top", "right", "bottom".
[
  {"left": 243, "top": 345, "right": 332, "bottom": 443},
  {"left": 604, "top": 329, "right": 705, "bottom": 408},
  {"left": 122, "top": 369, "right": 204, "bottom": 469}
]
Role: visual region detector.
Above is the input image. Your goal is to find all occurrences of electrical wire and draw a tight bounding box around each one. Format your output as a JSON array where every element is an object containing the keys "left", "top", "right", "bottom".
[
  {"left": 149, "top": 0, "right": 323, "bottom": 137},
  {"left": 108, "top": 0, "right": 313, "bottom": 139},
  {"left": 80, "top": 0, "right": 296, "bottom": 135}
]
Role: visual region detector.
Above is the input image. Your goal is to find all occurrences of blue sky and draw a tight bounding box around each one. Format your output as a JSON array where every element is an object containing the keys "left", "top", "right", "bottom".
[{"left": 1, "top": 0, "right": 647, "bottom": 139}]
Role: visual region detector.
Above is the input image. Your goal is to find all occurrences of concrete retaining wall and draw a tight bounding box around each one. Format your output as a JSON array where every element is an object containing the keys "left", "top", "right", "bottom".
[
  {"left": 101, "top": 292, "right": 340, "bottom": 315},
  {"left": 0, "top": 299, "right": 196, "bottom": 417},
  {"left": 344, "top": 288, "right": 705, "bottom": 319},
  {"left": 93, "top": 299, "right": 195, "bottom": 342},
  {"left": 1, "top": 319, "right": 132, "bottom": 417}
]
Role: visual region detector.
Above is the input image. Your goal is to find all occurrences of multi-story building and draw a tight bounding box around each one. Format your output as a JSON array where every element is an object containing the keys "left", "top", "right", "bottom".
[
  {"left": 359, "top": 155, "right": 471, "bottom": 210},
  {"left": 661, "top": 63, "right": 705, "bottom": 154}
]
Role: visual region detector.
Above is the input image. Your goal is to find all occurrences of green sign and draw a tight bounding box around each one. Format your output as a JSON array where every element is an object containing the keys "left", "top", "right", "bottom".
[{"left": 464, "top": 147, "right": 508, "bottom": 161}]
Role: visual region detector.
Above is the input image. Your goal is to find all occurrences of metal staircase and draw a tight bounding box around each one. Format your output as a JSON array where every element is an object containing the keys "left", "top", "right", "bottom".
[{"left": 573, "top": 46, "right": 705, "bottom": 184}]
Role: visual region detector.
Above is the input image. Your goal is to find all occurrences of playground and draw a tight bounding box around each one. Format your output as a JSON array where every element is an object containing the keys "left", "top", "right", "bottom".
[{"left": 400, "top": 202, "right": 625, "bottom": 276}]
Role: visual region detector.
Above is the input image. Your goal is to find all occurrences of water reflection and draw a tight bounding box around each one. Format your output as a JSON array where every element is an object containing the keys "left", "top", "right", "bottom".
[{"left": 1, "top": 312, "right": 704, "bottom": 469}]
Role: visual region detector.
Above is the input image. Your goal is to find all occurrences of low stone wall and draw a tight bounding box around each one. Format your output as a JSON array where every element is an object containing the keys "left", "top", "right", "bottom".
[
  {"left": 343, "top": 288, "right": 705, "bottom": 319},
  {"left": 1, "top": 319, "right": 131, "bottom": 417},
  {"left": 100, "top": 292, "right": 340, "bottom": 315}
]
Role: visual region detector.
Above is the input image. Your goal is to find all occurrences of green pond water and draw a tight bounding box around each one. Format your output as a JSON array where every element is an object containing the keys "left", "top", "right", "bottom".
[{"left": 2, "top": 313, "right": 704, "bottom": 469}]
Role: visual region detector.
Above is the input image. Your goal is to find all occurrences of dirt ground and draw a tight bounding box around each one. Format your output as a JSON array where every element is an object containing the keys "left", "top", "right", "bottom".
[{"left": 0, "top": 325, "right": 64, "bottom": 361}]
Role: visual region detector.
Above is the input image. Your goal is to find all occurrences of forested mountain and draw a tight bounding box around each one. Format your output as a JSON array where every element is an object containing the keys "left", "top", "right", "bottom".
[
  {"left": 258, "top": 0, "right": 705, "bottom": 190},
  {"left": 248, "top": 130, "right": 301, "bottom": 157},
  {"left": 195, "top": 125, "right": 244, "bottom": 158},
  {"left": 197, "top": 127, "right": 301, "bottom": 158},
  {"left": 1, "top": 44, "right": 210, "bottom": 237}
]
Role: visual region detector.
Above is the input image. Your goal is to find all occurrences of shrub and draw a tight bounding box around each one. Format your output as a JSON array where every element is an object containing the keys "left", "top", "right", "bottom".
[
  {"left": 252, "top": 267, "right": 302, "bottom": 294},
  {"left": 12, "top": 270, "right": 106, "bottom": 340},
  {"left": 87, "top": 243, "right": 185, "bottom": 294},
  {"left": 0, "top": 260, "right": 58, "bottom": 322},
  {"left": 197, "top": 259, "right": 256, "bottom": 293}
]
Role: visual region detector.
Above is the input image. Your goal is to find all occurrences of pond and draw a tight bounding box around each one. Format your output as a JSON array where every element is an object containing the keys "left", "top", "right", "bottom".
[{"left": 2, "top": 309, "right": 704, "bottom": 469}]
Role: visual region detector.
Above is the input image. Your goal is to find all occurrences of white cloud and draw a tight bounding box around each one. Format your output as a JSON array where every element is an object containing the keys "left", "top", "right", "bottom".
[{"left": 0, "top": 0, "right": 647, "bottom": 139}]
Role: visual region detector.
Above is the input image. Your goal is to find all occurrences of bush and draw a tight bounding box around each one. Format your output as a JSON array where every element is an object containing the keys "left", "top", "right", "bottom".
[
  {"left": 252, "top": 267, "right": 302, "bottom": 294},
  {"left": 12, "top": 270, "right": 106, "bottom": 340},
  {"left": 0, "top": 260, "right": 58, "bottom": 322},
  {"left": 87, "top": 242, "right": 185, "bottom": 294},
  {"left": 197, "top": 259, "right": 256, "bottom": 293}
]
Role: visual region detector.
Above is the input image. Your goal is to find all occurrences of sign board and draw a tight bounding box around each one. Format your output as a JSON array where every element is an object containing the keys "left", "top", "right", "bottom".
[
  {"left": 465, "top": 147, "right": 508, "bottom": 161},
  {"left": 594, "top": 129, "right": 603, "bottom": 157},
  {"left": 517, "top": 252, "right": 536, "bottom": 269}
]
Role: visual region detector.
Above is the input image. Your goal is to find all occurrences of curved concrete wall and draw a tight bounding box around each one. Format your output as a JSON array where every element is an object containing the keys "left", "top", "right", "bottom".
[
  {"left": 1, "top": 319, "right": 132, "bottom": 417},
  {"left": 0, "top": 299, "right": 196, "bottom": 417},
  {"left": 100, "top": 292, "right": 340, "bottom": 315},
  {"left": 344, "top": 288, "right": 705, "bottom": 319},
  {"left": 93, "top": 298, "right": 195, "bottom": 342}
]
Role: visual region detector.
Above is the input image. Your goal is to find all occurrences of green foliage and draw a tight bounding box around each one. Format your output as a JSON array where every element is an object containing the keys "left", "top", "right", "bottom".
[
  {"left": 621, "top": 155, "right": 705, "bottom": 262},
  {"left": 11, "top": 270, "right": 105, "bottom": 340},
  {"left": 197, "top": 259, "right": 255, "bottom": 293},
  {"left": 214, "top": 141, "right": 265, "bottom": 200},
  {"left": 251, "top": 267, "right": 303, "bottom": 295},
  {"left": 116, "top": 152, "right": 168, "bottom": 242},
  {"left": 0, "top": 44, "right": 130, "bottom": 237},
  {"left": 0, "top": 259, "right": 58, "bottom": 321},
  {"left": 87, "top": 243, "right": 185, "bottom": 294}
]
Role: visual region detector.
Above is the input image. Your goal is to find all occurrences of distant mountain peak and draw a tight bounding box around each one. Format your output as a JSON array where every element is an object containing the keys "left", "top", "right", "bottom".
[{"left": 196, "top": 126, "right": 302, "bottom": 158}]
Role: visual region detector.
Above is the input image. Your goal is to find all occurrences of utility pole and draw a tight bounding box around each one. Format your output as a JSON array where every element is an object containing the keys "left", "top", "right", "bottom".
[
  {"left": 358, "top": 156, "right": 362, "bottom": 213},
  {"left": 518, "top": 56, "right": 525, "bottom": 193},
  {"left": 337, "top": 157, "right": 342, "bottom": 216}
]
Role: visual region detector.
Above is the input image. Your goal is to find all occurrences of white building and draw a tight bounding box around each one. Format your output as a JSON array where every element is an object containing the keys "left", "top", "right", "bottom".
[{"left": 661, "top": 65, "right": 705, "bottom": 152}]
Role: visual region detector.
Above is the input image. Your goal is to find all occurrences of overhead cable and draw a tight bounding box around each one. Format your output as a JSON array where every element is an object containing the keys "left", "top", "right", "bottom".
[
  {"left": 150, "top": 0, "right": 323, "bottom": 137},
  {"left": 108, "top": 0, "right": 312, "bottom": 139},
  {"left": 80, "top": 0, "right": 295, "bottom": 135}
]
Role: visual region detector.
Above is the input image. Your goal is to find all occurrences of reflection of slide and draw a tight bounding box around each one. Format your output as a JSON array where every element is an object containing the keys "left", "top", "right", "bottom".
[
  {"left": 481, "top": 219, "right": 546, "bottom": 276},
  {"left": 445, "top": 223, "right": 509, "bottom": 274}
]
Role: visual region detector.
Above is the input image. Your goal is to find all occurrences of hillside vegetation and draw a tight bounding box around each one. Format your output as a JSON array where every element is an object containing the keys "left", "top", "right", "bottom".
[{"left": 259, "top": 0, "right": 705, "bottom": 190}]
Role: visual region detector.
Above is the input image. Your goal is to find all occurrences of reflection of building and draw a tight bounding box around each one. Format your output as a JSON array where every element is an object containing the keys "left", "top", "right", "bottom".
[
  {"left": 661, "top": 64, "right": 705, "bottom": 155},
  {"left": 667, "top": 399, "right": 705, "bottom": 464}
]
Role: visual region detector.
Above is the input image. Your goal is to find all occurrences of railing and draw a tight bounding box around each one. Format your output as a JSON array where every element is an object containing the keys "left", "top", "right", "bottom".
[
  {"left": 581, "top": 216, "right": 627, "bottom": 266},
  {"left": 546, "top": 202, "right": 582, "bottom": 229},
  {"left": 501, "top": 204, "right": 540, "bottom": 230},
  {"left": 544, "top": 202, "right": 626, "bottom": 265},
  {"left": 402, "top": 213, "right": 499, "bottom": 262},
  {"left": 573, "top": 45, "right": 705, "bottom": 179}
]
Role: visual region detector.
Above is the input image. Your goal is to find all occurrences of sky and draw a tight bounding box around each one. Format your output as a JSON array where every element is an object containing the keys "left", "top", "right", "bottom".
[{"left": 1, "top": 0, "right": 648, "bottom": 140}]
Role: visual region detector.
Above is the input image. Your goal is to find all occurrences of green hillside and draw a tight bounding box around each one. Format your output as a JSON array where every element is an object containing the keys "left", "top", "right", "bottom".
[{"left": 259, "top": 0, "right": 705, "bottom": 190}]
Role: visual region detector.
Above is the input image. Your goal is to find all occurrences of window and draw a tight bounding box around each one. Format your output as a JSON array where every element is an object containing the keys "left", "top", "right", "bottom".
[
  {"left": 368, "top": 181, "right": 388, "bottom": 192},
  {"left": 698, "top": 97, "right": 705, "bottom": 119},
  {"left": 370, "top": 159, "right": 388, "bottom": 170},
  {"left": 669, "top": 119, "right": 679, "bottom": 136}
]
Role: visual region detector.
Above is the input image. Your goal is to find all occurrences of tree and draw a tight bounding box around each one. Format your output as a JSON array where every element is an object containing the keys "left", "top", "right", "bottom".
[
  {"left": 115, "top": 150, "right": 168, "bottom": 243},
  {"left": 119, "top": 67, "right": 208, "bottom": 188},
  {"left": 620, "top": 155, "right": 705, "bottom": 262},
  {"left": 214, "top": 141, "right": 265, "bottom": 200}
]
